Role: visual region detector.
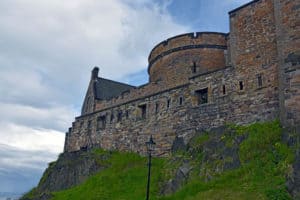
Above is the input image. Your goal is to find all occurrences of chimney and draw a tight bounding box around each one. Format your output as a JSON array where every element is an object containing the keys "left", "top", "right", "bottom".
[{"left": 91, "top": 66, "right": 99, "bottom": 80}]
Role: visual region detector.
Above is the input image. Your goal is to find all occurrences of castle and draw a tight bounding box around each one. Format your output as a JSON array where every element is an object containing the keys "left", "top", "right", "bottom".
[{"left": 64, "top": 0, "right": 300, "bottom": 156}]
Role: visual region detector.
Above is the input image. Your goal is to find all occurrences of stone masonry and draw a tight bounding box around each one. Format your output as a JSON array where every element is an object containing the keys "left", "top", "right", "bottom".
[{"left": 64, "top": 0, "right": 300, "bottom": 156}]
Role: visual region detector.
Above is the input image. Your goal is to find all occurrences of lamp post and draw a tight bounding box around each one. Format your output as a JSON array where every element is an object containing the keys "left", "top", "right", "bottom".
[{"left": 145, "top": 135, "right": 156, "bottom": 200}]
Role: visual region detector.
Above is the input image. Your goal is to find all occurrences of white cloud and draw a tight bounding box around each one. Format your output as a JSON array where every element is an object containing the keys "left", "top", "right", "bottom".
[
  {"left": 0, "top": 123, "right": 64, "bottom": 193},
  {"left": 0, "top": 103, "right": 77, "bottom": 131},
  {"left": 0, "top": 0, "right": 189, "bottom": 193},
  {"left": 0, "top": 122, "right": 65, "bottom": 154}
]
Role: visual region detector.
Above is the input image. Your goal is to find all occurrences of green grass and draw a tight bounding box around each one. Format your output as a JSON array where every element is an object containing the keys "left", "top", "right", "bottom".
[
  {"left": 52, "top": 151, "right": 165, "bottom": 200},
  {"left": 49, "top": 121, "right": 294, "bottom": 200}
]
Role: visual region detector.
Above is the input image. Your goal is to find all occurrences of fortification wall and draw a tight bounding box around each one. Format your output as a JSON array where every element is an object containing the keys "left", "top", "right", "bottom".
[
  {"left": 64, "top": 0, "right": 299, "bottom": 156},
  {"left": 65, "top": 64, "right": 278, "bottom": 154}
]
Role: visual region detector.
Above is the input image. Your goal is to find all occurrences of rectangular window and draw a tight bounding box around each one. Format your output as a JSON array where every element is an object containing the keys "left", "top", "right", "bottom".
[
  {"left": 138, "top": 104, "right": 147, "bottom": 119},
  {"left": 239, "top": 81, "right": 244, "bottom": 90},
  {"left": 257, "top": 74, "right": 262, "bottom": 88},
  {"left": 195, "top": 88, "right": 208, "bottom": 105},
  {"left": 97, "top": 116, "right": 106, "bottom": 130},
  {"left": 117, "top": 111, "right": 122, "bottom": 122},
  {"left": 222, "top": 85, "right": 226, "bottom": 95}
]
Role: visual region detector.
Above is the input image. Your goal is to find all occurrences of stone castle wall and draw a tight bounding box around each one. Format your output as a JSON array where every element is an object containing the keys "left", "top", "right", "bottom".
[
  {"left": 274, "top": 0, "right": 300, "bottom": 127},
  {"left": 228, "top": 0, "right": 280, "bottom": 124},
  {"left": 64, "top": 0, "right": 299, "bottom": 155},
  {"left": 148, "top": 32, "right": 227, "bottom": 86}
]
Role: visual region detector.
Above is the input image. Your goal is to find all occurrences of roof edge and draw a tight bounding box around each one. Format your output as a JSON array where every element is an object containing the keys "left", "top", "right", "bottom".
[
  {"left": 97, "top": 77, "right": 137, "bottom": 88},
  {"left": 228, "top": 0, "right": 260, "bottom": 15}
]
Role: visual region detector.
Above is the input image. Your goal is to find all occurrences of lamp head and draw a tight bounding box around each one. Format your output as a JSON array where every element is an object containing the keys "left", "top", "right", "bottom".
[{"left": 146, "top": 135, "right": 156, "bottom": 152}]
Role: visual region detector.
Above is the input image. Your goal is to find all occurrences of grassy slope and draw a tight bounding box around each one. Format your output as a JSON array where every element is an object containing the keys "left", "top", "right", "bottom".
[{"left": 50, "top": 121, "right": 294, "bottom": 200}]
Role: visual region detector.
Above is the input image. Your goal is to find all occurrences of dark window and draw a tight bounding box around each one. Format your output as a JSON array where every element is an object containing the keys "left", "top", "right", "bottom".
[
  {"left": 80, "top": 121, "right": 84, "bottom": 129},
  {"left": 125, "top": 110, "right": 129, "bottom": 119},
  {"left": 192, "top": 62, "right": 197, "bottom": 73},
  {"left": 87, "top": 120, "right": 92, "bottom": 134},
  {"left": 195, "top": 88, "right": 208, "bottom": 105},
  {"left": 239, "top": 81, "right": 244, "bottom": 90},
  {"left": 179, "top": 97, "right": 183, "bottom": 105},
  {"left": 167, "top": 99, "right": 171, "bottom": 109},
  {"left": 110, "top": 113, "right": 114, "bottom": 123},
  {"left": 97, "top": 116, "right": 106, "bottom": 130},
  {"left": 257, "top": 75, "right": 262, "bottom": 87},
  {"left": 155, "top": 102, "right": 159, "bottom": 113},
  {"left": 222, "top": 85, "right": 226, "bottom": 95},
  {"left": 138, "top": 104, "right": 147, "bottom": 119},
  {"left": 117, "top": 111, "right": 122, "bottom": 122}
]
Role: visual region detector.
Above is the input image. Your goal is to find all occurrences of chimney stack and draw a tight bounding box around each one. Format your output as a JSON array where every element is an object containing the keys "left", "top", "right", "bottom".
[{"left": 91, "top": 66, "right": 99, "bottom": 80}]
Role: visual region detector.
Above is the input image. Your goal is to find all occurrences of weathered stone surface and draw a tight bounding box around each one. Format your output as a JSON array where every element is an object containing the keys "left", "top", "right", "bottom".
[
  {"left": 171, "top": 136, "right": 187, "bottom": 153},
  {"left": 161, "top": 126, "right": 245, "bottom": 195},
  {"left": 274, "top": 0, "right": 300, "bottom": 127},
  {"left": 64, "top": 0, "right": 299, "bottom": 158},
  {"left": 22, "top": 149, "right": 111, "bottom": 200},
  {"left": 161, "top": 162, "right": 192, "bottom": 195}
]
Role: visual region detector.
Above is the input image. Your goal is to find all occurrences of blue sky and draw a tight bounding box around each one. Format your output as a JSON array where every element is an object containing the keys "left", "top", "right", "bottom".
[{"left": 0, "top": 0, "right": 250, "bottom": 195}]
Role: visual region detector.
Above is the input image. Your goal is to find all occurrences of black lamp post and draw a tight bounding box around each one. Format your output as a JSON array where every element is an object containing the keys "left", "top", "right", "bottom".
[{"left": 145, "top": 135, "right": 156, "bottom": 200}]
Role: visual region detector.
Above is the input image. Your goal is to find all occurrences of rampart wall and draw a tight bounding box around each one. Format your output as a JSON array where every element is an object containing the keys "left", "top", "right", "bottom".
[{"left": 64, "top": 0, "right": 299, "bottom": 155}]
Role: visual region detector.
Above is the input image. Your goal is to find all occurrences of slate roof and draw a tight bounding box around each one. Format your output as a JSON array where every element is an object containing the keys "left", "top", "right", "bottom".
[{"left": 94, "top": 77, "right": 136, "bottom": 100}]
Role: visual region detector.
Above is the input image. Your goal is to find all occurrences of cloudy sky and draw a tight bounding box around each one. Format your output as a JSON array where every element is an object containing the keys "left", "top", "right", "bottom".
[{"left": 0, "top": 0, "right": 250, "bottom": 194}]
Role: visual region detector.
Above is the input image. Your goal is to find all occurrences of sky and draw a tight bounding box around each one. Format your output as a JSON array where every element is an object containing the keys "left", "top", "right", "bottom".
[{"left": 0, "top": 0, "right": 251, "bottom": 195}]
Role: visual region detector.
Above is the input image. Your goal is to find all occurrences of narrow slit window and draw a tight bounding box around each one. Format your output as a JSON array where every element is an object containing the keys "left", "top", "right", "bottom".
[
  {"left": 125, "top": 110, "right": 129, "bottom": 119},
  {"left": 138, "top": 104, "right": 147, "bottom": 119},
  {"left": 195, "top": 88, "right": 208, "bottom": 105},
  {"left": 80, "top": 121, "right": 84, "bottom": 129},
  {"left": 239, "top": 81, "right": 244, "bottom": 90},
  {"left": 117, "top": 111, "right": 122, "bottom": 122},
  {"left": 222, "top": 85, "right": 226, "bottom": 95},
  {"left": 97, "top": 116, "right": 106, "bottom": 130},
  {"left": 179, "top": 97, "right": 183, "bottom": 105},
  {"left": 167, "top": 99, "right": 171, "bottom": 109},
  {"left": 257, "top": 75, "right": 262, "bottom": 87},
  {"left": 110, "top": 113, "right": 114, "bottom": 123},
  {"left": 87, "top": 120, "right": 92, "bottom": 134},
  {"left": 192, "top": 62, "right": 197, "bottom": 73},
  {"left": 155, "top": 102, "right": 159, "bottom": 113}
]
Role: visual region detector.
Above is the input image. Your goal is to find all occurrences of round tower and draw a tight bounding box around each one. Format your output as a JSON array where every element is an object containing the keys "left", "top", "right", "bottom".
[{"left": 148, "top": 32, "right": 228, "bottom": 87}]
